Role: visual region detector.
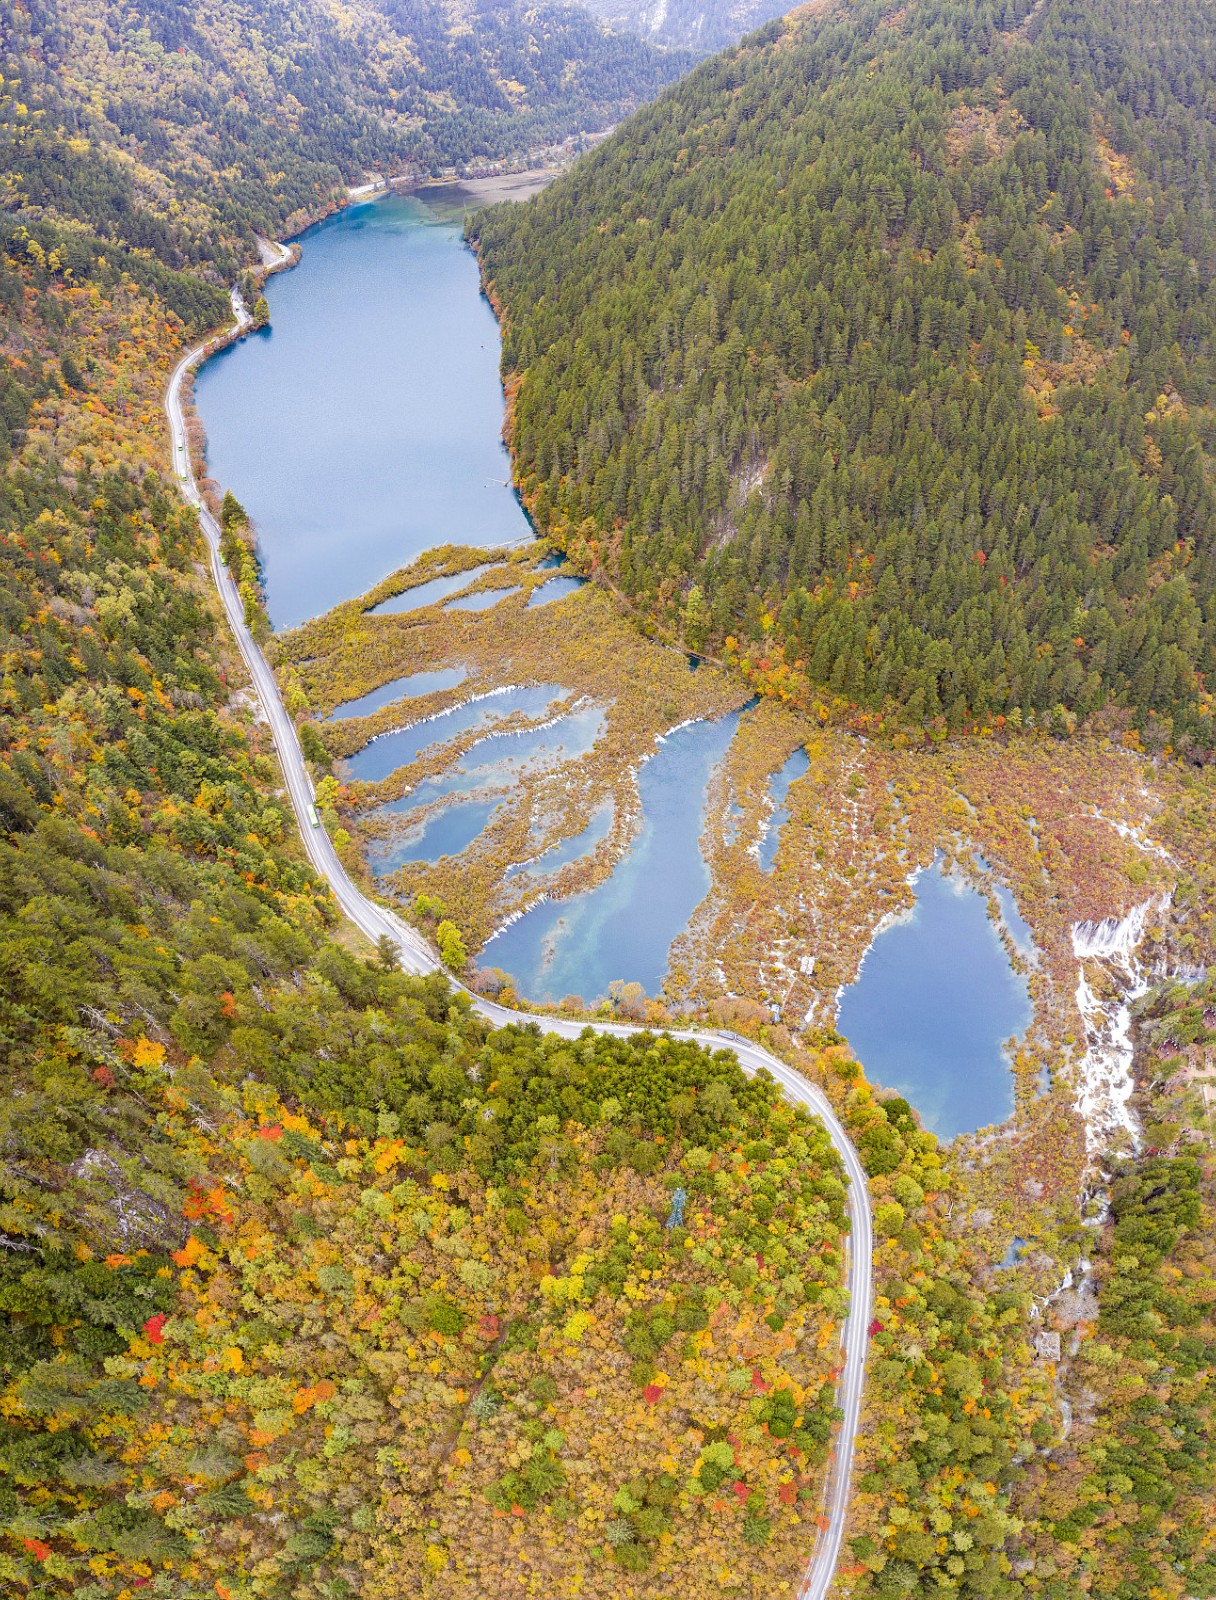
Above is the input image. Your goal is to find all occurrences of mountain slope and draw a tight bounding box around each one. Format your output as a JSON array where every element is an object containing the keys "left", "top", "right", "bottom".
[
  {"left": 2, "top": 0, "right": 690, "bottom": 266},
  {"left": 581, "top": 0, "right": 794, "bottom": 56},
  {"left": 473, "top": 0, "right": 1216, "bottom": 751}
]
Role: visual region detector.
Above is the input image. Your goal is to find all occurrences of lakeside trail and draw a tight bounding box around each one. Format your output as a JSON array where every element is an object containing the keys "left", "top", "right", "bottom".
[{"left": 164, "top": 264, "right": 873, "bottom": 1600}]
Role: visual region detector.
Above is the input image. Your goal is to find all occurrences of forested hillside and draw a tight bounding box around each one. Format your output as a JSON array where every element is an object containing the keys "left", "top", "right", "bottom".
[
  {"left": 2, "top": 0, "right": 689, "bottom": 266},
  {"left": 581, "top": 0, "right": 790, "bottom": 56},
  {"left": 474, "top": 0, "right": 1216, "bottom": 749},
  {"left": 0, "top": 7, "right": 863, "bottom": 1592}
]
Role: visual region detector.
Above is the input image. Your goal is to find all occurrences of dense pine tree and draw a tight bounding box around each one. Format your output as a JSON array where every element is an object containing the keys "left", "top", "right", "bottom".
[{"left": 474, "top": 0, "right": 1216, "bottom": 751}]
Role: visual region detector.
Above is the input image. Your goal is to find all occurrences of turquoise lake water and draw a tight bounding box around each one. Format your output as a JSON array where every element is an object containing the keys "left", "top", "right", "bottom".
[
  {"left": 484, "top": 711, "right": 744, "bottom": 1003},
  {"left": 345, "top": 685, "right": 565, "bottom": 784},
  {"left": 505, "top": 803, "right": 614, "bottom": 883},
  {"left": 366, "top": 704, "right": 606, "bottom": 874},
  {"left": 836, "top": 863, "right": 1030, "bottom": 1139},
  {"left": 528, "top": 575, "right": 586, "bottom": 607},
  {"left": 326, "top": 666, "right": 467, "bottom": 720},
  {"left": 194, "top": 193, "right": 532, "bottom": 630},
  {"left": 758, "top": 747, "right": 810, "bottom": 871}
]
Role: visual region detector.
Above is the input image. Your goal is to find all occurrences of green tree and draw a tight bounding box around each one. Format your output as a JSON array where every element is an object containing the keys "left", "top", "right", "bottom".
[{"left": 436, "top": 919, "right": 468, "bottom": 971}]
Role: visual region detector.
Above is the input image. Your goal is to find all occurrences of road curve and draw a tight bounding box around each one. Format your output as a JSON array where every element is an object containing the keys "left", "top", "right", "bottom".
[{"left": 165, "top": 291, "right": 871, "bottom": 1600}]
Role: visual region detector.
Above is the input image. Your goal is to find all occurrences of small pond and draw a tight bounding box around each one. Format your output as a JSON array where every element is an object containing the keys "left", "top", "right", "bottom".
[
  {"left": 445, "top": 585, "right": 522, "bottom": 612},
  {"left": 757, "top": 747, "right": 810, "bottom": 872},
  {"left": 326, "top": 666, "right": 467, "bottom": 720},
  {"left": 369, "top": 798, "right": 503, "bottom": 873},
  {"left": 835, "top": 862, "right": 1030, "bottom": 1140},
  {"left": 364, "top": 705, "right": 606, "bottom": 875},
  {"left": 376, "top": 703, "right": 605, "bottom": 818},
  {"left": 367, "top": 566, "right": 498, "bottom": 616},
  {"left": 343, "top": 684, "right": 564, "bottom": 784},
  {"left": 528, "top": 575, "right": 586, "bottom": 608},
  {"left": 505, "top": 803, "right": 614, "bottom": 882},
  {"left": 483, "top": 708, "right": 745, "bottom": 1002}
]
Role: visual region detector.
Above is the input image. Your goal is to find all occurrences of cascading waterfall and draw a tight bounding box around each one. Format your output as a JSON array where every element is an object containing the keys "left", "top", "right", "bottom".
[{"left": 1070, "top": 895, "right": 1164, "bottom": 1157}]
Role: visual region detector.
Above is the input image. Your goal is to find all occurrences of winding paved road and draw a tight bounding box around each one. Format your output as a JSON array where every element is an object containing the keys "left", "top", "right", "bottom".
[{"left": 165, "top": 290, "right": 871, "bottom": 1600}]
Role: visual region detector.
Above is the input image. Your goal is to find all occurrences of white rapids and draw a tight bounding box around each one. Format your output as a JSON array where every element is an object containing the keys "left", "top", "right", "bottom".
[{"left": 1070, "top": 896, "right": 1164, "bottom": 1158}]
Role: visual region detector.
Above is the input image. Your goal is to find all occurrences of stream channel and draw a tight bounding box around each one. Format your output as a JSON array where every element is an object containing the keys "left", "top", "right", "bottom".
[{"left": 195, "top": 185, "right": 1030, "bottom": 1139}]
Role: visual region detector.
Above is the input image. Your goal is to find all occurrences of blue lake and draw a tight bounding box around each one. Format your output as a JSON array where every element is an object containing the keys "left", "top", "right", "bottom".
[
  {"left": 484, "top": 711, "right": 744, "bottom": 1003},
  {"left": 757, "top": 747, "right": 810, "bottom": 871},
  {"left": 326, "top": 666, "right": 467, "bottom": 720},
  {"left": 836, "top": 863, "right": 1031, "bottom": 1140},
  {"left": 344, "top": 684, "right": 564, "bottom": 784},
  {"left": 197, "top": 186, "right": 1036, "bottom": 1140},
  {"left": 445, "top": 585, "right": 522, "bottom": 612},
  {"left": 369, "top": 704, "right": 606, "bottom": 849},
  {"left": 528, "top": 575, "right": 586, "bottom": 607},
  {"left": 369, "top": 798, "right": 503, "bottom": 873},
  {"left": 506, "top": 803, "right": 614, "bottom": 881},
  {"left": 367, "top": 566, "right": 499, "bottom": 616},
  {"left": 195, "top": 193, "right": 532, "bottom": 630},
  {"left": 366, "top": 705, "right": 605, "bottom": 876}
]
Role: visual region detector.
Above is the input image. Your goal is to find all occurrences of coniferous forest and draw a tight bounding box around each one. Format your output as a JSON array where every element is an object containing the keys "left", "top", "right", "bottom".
[{"left": 474, "top": 0, "right": 1216, "bottom": 750}]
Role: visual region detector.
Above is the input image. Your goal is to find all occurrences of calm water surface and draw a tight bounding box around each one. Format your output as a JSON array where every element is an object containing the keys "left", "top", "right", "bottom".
[
  {"left": 367, "top": 566, "right": 498, "bottom": 616},
  {"left": 757, "top": 747, "right": 810, "bottom": 871},
  {"left": 370, "top": 798, "right": 503, "bottom": 873},
  {"left": 344, "top": 685, "right": 565, "bottom": 784},
  {"left": 528, "top": 575, "right": 586, "bottom": 607},
  {"left": 485, "top": 711, "right": 744, "bottom": 1002},
  {"left": 836, "top": 863, "right": 1030, "bottom": 1140},
  {"left": 378, "top": 702, "right": 604, "bottom": 813},
  {"left": 326, "top": 666, "right": 467, "bottom": 720},
  {"left": 505, "top": 803, "right": 614, "bottom": 882},
  {"left": 195, "top": 193, "right": 531, "bottom": 629},
  {"left": 445, "top": 585, "right": 522, "bottom": 612},
  {"left": 365, "top": 705, "right": 605, "bottom": 877}
]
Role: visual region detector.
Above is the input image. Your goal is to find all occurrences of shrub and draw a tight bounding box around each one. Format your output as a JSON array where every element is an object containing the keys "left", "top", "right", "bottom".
[{"left": 427, "top": 1299, "right": 466, "bottom": 1337}]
